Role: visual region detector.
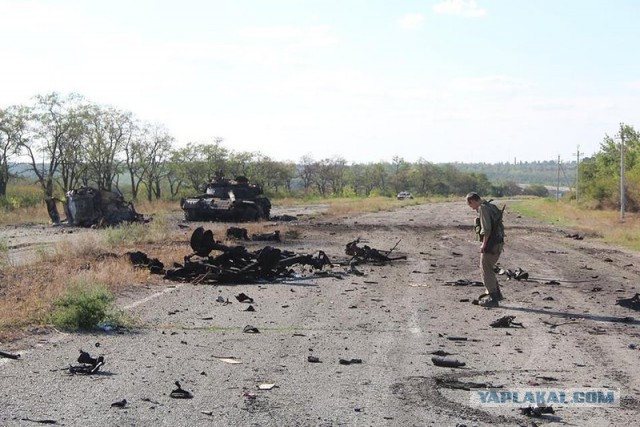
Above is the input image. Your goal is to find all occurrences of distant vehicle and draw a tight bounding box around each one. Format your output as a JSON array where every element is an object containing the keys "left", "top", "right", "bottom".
[
  {"left": 396, "top": 191, "right": 414, "bottom": 200},
  {"left": 180, "top": 176, "right": 271, "bottom": 222}
]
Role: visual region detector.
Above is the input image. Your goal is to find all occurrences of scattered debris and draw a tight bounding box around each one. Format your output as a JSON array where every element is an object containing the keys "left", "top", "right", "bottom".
[
  {"left": 127, "top": 251, "right": 164, "bottom": 274},
  {"left": 339, "top": 358, "right": 363, "bottom": 365},
  {"left": 215, "top": 357, "right": 242, "bottom": 364},
  {"left": 345, "top": 239, "right": 407, "bottom": 264},
  {"left": 68, "top": 350, "right": 105, "bottom": 374},
  {"left": 169, "top": 381, "right": 193, "bottom": 399},
  {"left": 110, "top": 399, "right": 127, "bottom": 408},
  {"left": 243, "top": 325, "right": 260, "bottom": 333},
  {"left": 431, "top": 357, "right": 466, "bottom": 368},
  {"left": 226, "top": 227, "right": 250, "bottom": 240},
  {"left": 20, "top": 419, "right": 58, "bottom": 424},
  {"left": 496, "top": 267, "right": 529, "bottom": 280},
  {"left": 444, "top": 279, "right": 483, "bottom": 286},
  {"left": 490, "top": 316, "right": 524, "bottom": 328},
  {"left": 565, "top": 233, "right": 583, "bottom": 240},
  {"left": 520, "top": 405, "right": 555, "bottom": 417},
  {"left": 0, "top": 350, "right": 20, "bottom": 360},
  {"left": 258, "top": 383, "right": 276, "bottom": 390},
  {"left": 252, "top": 230, "right": 281, "bottom": 242},
  {"left": 244, "top": 305, "right": 256, "bottom": 312},
  {"left": 236, "top": 293, "right": 254, "bottom": 303},
  {"left": 617, "top": 294, "right": 640, "bottom": 311},
  {"left": 162, "top": 227, "right": 333, "bottom": 284},
  {"left": 307, "top": 356, "right": 321, "bottom": 363}
]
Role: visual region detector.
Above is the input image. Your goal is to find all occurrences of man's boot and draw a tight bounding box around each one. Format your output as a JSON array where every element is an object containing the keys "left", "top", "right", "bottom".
[
  {"left": 478, "top": 287, "right": 504, "bottom": 302},
  {"left": 478, "top": 292, "right": 500, "bottom": 308}
]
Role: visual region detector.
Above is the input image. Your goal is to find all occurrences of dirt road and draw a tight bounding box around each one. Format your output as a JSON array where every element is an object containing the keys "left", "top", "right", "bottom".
[{"left": 1, "top": 200, "right": 640, "bottom": 426}]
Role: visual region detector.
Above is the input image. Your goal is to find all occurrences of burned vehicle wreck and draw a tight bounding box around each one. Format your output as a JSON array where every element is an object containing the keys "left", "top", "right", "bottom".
[
  {"left": 180, "top": 176, "right": 271, "bottom": 222},
  {"left": 61, "top": 187, "right": 144, "bottom": 227}
]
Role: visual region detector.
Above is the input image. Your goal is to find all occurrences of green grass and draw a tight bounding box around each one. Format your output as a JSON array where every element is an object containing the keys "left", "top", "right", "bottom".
[
  {"left": 510, "top": 198, "right": 640, "bottom": 250},
  {"left": 48, "top": 280, "right": 132, "bottom": 330},
  {"left": 0, "top": 238, "right": 8, "bottom": 267}
]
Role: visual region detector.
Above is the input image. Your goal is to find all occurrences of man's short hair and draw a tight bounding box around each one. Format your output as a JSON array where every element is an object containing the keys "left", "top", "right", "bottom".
[{"left": 466, "top": 192, "right": 481, "bottom": 202}]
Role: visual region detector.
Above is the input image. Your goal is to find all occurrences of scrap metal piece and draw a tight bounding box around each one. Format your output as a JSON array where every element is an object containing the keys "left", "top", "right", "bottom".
[
  {"left": 69, "top": 350, "right": 105, "bottom": 374},
  {"left": 0, "top": 350, "right": 20, "bottom": 359},
  {"left": 170, "top": 381, "right": 193, "bottom": 399},
  {"left": 617, "top": 293, "right": 640, "bottom": 311},
  {"left": 520, "top": 405, "right": 554, "bottom": 417},
  {"left": 345, "top": 239, "right": 406, "bottom": 263},
  {"left": 431, "top": 357, "right": 466, "bottom": 368},
  {"left": 490, "top": 315, "right": 524, "bottom": 328}
]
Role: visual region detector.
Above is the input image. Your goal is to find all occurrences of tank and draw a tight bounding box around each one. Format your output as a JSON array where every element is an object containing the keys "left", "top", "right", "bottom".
[{"left": 180, "top": 176, "right": 271, "bottom": 222}]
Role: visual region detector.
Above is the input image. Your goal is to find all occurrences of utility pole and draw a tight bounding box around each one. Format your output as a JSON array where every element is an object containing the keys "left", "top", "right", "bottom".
[
  {"left": 556, "top": 155, "right": 561, "bottom": 201},
  {"left": 575, "top": 145, "right": 581, "bottom": 203},
  {"left": 620, "top": 123, "right": 626, "bottom": 221}
]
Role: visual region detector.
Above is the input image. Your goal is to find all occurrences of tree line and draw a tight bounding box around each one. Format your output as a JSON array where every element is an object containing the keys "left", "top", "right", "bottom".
[
  {"left": 1, "top": 92, "right": 558, "bottom": 205},
  {"left": 579, "top": 123, "right": 640, "bottom": 211}
]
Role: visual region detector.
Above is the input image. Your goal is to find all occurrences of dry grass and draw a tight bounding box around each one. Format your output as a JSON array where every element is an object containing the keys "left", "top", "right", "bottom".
[
  {"left": 0, "top": 203, "right": 51, "bottom": 226},
  {"left": 510, "top": 199, "right": 640, "bottom": 250},
  {"left": 0, "top": 254, "right": 152, "bottom": 341},
  {"left": 324, "top": 196, "right": 425, "bottom": 217}
]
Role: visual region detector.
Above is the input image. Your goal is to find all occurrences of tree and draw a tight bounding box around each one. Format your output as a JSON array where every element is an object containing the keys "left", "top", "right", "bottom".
[
  {"left": 298, "top": 155, "right": 316, "bottom": 193},
  {"left": 82, "top": 105, "right": 134, "bottom": 192},
  {"left": 390, "top": 156, "right": 411, "bottom": 193},
  {"left": 19, "top": 93, "right": 86, "bottom": 199},
  {"left": 0, "top": 106, "right": 30, "bottom": 197},
  {"left": 143, "top": 124, "right": 174, "bottom": 201}
]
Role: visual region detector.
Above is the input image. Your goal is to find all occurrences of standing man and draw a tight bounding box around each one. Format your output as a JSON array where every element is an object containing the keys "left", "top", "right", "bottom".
[{"left": 466, "top": 192, "right": 505, "bottom": 307}]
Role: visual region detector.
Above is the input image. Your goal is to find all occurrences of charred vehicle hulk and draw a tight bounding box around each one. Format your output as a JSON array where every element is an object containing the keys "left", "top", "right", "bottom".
[{"left": 180, "top": 176, "right": 271, "bottom": 222}]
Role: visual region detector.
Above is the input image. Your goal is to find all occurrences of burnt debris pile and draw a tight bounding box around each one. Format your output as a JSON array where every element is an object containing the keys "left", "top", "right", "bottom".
[{"left": 162, "top": 227, "right": 333, "bottom": 284}]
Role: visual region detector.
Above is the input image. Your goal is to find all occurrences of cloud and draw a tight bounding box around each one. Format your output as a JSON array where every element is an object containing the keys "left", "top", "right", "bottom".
[
  {"left": 398, "top": 13, "right": 425, "bottom": 30},
  {"left": 433, "top": 0, "right": 487, "bottom": 18}
]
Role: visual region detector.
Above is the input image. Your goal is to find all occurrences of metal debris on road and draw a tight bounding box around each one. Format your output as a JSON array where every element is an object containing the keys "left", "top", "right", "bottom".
[
  {"left": 617, "top": 293, "right": 640, "bottom": 311},
  {"left": 339, "top": 358, "right": 363, "bottom": 365},
  {"left": 68, "top": 350, "right": 105, "bottom": 374},
  {"left": 169, "top": 381, "right": 193, "bottom": 399},
  {"left": 490, "top": 315, "right": 524, "bottom": 328},
  {"left": 235, "top": 292, "right": 254, "bottom": 303},
  {"left": 431, "top": 357, "right": 466, "bottom": 368},
  {"left": 345, "top": 239, "right": 406, "bottom": 264},
  {"left": 214, "top": 357, "right": 242, "bottom": 364},
  {"left": 110, "top": 399, "right": 127, "bottom": 408},
  {"left": 258, "top": 383, "right": 276, "bottom": 390},
  {"left": 161, "top": 227, "right": 333, "bottom": 284},
  {"left": 520, "top": 405, "right": 555, "bottom": 417},
  {"left": 0, "top": 350, "right": 20, "bottom": 359}
]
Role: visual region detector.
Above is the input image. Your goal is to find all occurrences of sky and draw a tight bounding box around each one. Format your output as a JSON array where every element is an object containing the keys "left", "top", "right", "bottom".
[{"left": 1, "top": 0, "right": 639, "bottom": 165}]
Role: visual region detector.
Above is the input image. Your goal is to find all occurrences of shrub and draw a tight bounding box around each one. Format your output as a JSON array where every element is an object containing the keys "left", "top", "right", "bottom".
[{"left": 49, "top": 281, "right": 117, "bottom": 330}]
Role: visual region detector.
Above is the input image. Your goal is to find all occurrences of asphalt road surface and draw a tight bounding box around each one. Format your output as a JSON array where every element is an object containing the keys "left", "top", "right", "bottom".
[{"left": 1, "top": 201, "right": 640, "bottom": 426}]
